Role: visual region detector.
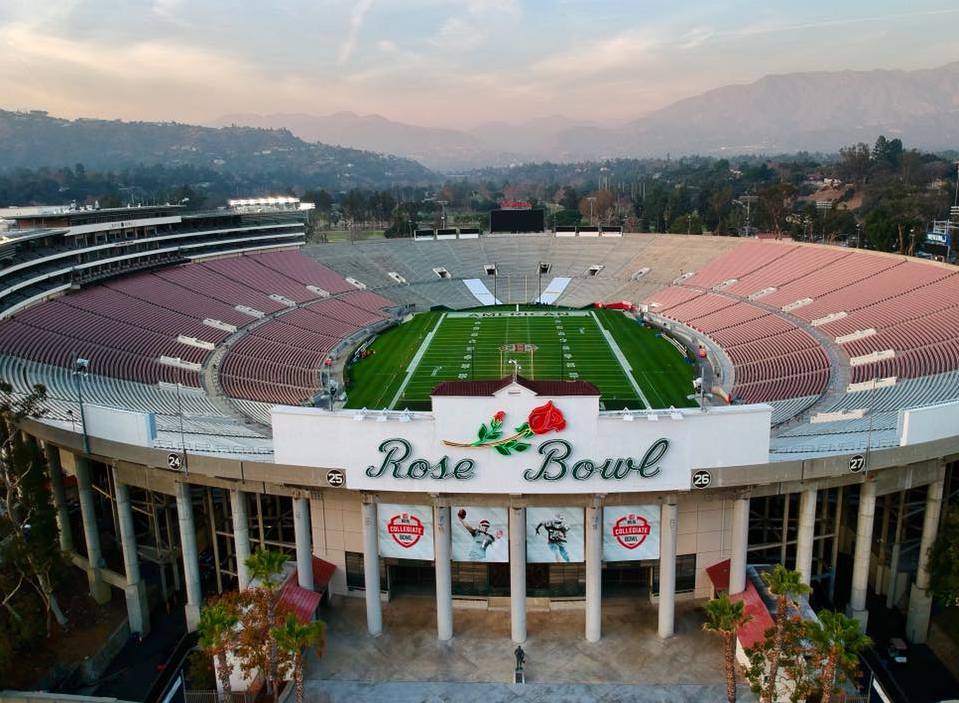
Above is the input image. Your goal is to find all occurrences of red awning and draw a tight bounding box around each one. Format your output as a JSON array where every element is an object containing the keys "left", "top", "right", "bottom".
[
  {"left": 705, "top": 558, "right": 775, "bottom": 651},
  {"left": 280, "top": 557, "right": 336, "bottom": 624}
]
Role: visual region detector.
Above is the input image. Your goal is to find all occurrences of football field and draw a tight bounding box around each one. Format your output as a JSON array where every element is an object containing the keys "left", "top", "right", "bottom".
[{"left": 344, "top": 308, "right": 697, "bottom": 411}]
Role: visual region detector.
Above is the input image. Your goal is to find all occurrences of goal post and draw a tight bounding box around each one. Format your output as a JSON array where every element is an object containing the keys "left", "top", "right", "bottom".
[{"left": 499, "top": 343, "right": 537, "bottom": 378}]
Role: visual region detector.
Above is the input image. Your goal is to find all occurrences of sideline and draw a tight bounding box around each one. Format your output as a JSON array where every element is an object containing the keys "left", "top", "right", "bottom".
[
  {"left": 591, "top": 310, "right": 652, "bottom": 410},
  {"left": 389, "top": 313, "right": 447, "bottom": 409}
]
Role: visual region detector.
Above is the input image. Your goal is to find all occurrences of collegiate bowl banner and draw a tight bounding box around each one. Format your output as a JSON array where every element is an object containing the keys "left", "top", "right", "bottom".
[
  {"left": 602, "top": 505, "right": 660, "bottom": 561},
  {"left": 451, "top": 506, "right": 508, "bottom": 562},
  {"left": 377, "top": 503, "right": 434, "bottom": 560},
  {"left": 526, "top": 507, "right": 584, "bottom": 563}
]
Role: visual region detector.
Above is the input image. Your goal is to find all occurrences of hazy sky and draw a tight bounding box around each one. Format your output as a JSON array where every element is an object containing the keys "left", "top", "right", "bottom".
[{"left": 1, "top": 0, "right": 957, "bottom": 128}]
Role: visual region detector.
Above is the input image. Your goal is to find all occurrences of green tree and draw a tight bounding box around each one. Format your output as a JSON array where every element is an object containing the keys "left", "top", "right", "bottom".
[
  {"left": 272, "top": 614, "right": 326, "bottom": 703},
  {"left": 930, "top": 501, "right": 959, "bottom": 607},
  {"left": 759, "top": 565, "right": 811, "bottom": 703},
  {"left": 703, "top": 593, "right": 750, "bottom": 703},
  {"left": 198, "top": 598, "right": 240, "bottom": 700},
  {"left": 246, "top": 550, "right": 289, "bottom": 698},
  {"left": 669, "top": 212, "right": 704, "bottom": 234},
  {"left": 0, "top": 383, "right": 67, "bottom": 640},
  {"left": 807, "top": 610, "right": 871, "bottom": 703}
]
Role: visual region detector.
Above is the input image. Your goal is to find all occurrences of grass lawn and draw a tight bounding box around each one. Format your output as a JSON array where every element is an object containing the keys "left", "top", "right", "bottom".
[{"left": 344, "top": 308, "right": 696, "bottom": 410}]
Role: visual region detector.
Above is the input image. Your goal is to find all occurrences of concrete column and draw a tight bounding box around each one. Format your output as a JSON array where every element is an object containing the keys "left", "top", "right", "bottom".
[
  {"left": 585, "top": 501, "right": 603, "bottom": 642},
  {"left": 780, "top": 493, "right": 791, "bottom": 564},
  {"left": 361, "top": 499, "right": 382, "bottom": 636},
  {"left": 433, "top": 505, "right": 453, "bottom": 641},
  {"left": 848, "top": 480, "right": 877, "bottom": 629},
  {"left": 906, "top": 477, "right": 945, "bottom": 643},
  {"left": 509, "top": 505, "right": 527, "bottom": 644},
  {"left": 74, "top": 456, "right": 111, "bottom": 604},
  {"left": 875, "top": 494, "right": 892, "bottom": 594},
  {"left": 829, "top": 486, "right": 844, "bottom": 603},
  {"left": 729, "top": 494, "right": 750, "bottom": 595},
  {"left": 886, "top": 491, "right": 906, "bottom": 609},
  {"left": 113, "top": 471, "right": 150, "bottom": 637},
  {"left": 658, "top": 497, "right": 678, "bottom": 639},
  {"left": 230, "top": 490, "right": 252, "bottom": 590},
  {"left": 175, "top": 481, "right": 203, "bottom": 631},
  {"left": 293, "top": 496, "right": 314, "bottom": 591},
  {"left": 795, "top": 488, "right": 817, "bottom": 585},
  {"left": 44, "top": 444, "right": 74, "bottom": 553}
]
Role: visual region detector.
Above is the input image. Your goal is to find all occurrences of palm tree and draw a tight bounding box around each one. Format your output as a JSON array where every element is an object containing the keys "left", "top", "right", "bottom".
[
  {"left": 703, "top": 593, "right": 751, "bottom": 703},
  {"left": 272, "top": 614, "right": 327, "bottom": 703},
  {"left": 807, "top": 610, "right": 872, "bottom": 703},
  {"left": 198, "top": 599, "right": 239, "bottom": 702},
  {"left": 245, "top": 549, "right": 289, "bottom": 699},
  {"left": 761, "top": 564, "right": 811, "bottom": 703}
]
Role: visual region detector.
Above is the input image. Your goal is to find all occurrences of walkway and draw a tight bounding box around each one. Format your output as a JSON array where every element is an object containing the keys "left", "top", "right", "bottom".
[
  {"left": 303, "top": 681, "right": 755, "bottom": 702},
  {"left": 305, "top": 595, "right": 751, "bottom": 702}
]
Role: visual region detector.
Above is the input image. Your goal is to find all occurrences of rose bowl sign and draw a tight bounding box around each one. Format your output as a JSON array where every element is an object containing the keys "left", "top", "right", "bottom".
[{"left": 272, "top": 381, "right": 772, "bottom": 495}]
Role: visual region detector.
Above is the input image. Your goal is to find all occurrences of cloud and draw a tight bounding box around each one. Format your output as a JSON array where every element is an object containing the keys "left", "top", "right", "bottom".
[
  {"left": 151, "top": 0, "right": 183, "bottom": 21},
  {"left": 530, "top": 31, "right": 657, "bottom": 81},
  {"left": 429, "top": 0, "right": 519, "bottom": 52},
  {"left": 338, "top": 0, "right": 375, "bottom": 66}
]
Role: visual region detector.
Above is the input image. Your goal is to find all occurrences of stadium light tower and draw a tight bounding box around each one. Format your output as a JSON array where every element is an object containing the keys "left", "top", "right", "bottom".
[
  {"left": 587, "top": 196, "right": 597, "bottom": 226},
  {"left": 736, "top": 195, "right": 758, "bottom": 237},
  {"left": 72, "top": 355, "right": 90, "bottom": 454}
]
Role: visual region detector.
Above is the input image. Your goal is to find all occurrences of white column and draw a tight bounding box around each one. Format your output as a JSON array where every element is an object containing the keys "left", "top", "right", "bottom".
[
  {"left": 729, "top": 494, "right": 750, "bottom": 595},
  {"left": 361, "top": 499, "right": 382, "bottom": 636},
  {"left": 175, "top": 481, "right": 203, "bottom": 631},
  {"left": 230, "top": 490, "right": 252, "bottom": 590},
  {"left": 434, "top": 505, "right": 453, "bottom": 641},
  {"left": 509, "top": 505, "right": 527, "bottom": 644},
  {"left": 886, "top": 491, "right": 906, "bottom": 609},
  {"left": 829, "top": 486, "right": 844, "bottom": 603},
  {"left": 795, "top": 488, "right": 817, "bottom": 585},
  {"left": 905, "top": 476, "right": 945, "bottom": 643},
  {"left": 75, "top": 456, "right": 111, "bottom": 604},
  {"left": 658, "top": 497, "right": 678, "bottom": 639},
  {"left": 45, "top": 444, "right": 74, "bottom": 552},
  {"left": 585, "top": 501, "right": 603, "bottom": 642},
  {"left": 848, "top": 480, "right": 876, "bottom": 629},
  {"left": 293, "top": 496, "right": 314, "bottom": 591},
  {"left": 113, "top": 470, "right": 150, "bottom": 636}
]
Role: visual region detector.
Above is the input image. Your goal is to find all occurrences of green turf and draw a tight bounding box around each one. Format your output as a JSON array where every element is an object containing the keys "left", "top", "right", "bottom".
[
  {"left": 594, "top": 309, "right": 698, "bottom": 408},
  {"left": 343, "top": 312, "right": 439, "bottom": 409},
  {"left": 344, "top": 308, "right": 697, "bottom": 410}
]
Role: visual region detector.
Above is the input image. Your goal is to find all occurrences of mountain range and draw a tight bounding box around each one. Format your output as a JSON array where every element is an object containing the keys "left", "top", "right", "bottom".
[
  {"left": 0, "top": 110, "right": 435, "bottom": 188},
  {"left": 215, "top": 62, "right": 959, "bottom": 170}
]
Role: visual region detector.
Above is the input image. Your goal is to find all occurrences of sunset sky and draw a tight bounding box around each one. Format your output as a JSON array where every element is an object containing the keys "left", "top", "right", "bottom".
[{"left": 1, "top": 0, "right": 957, "bottom": 128}]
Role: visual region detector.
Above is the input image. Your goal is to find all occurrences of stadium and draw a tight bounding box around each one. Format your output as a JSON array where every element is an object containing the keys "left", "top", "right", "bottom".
[{"left": 1, "top": 201, "right": 957, "bottom": 695}]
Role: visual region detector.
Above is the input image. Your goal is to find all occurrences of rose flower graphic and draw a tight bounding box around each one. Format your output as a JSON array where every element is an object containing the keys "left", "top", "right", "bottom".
[{"left": 443, "top": 401, "right": 566, "bottom": 456}]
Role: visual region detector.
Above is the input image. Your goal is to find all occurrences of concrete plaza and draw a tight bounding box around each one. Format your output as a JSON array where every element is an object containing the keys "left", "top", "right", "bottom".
[{"left": 304, "top": 595, "right": 754, "bottom": 701}]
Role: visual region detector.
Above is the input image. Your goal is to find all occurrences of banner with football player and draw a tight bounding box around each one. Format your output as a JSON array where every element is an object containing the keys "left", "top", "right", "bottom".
[
  {"left": 377, "top": 503, "right": 434, "bottom": 560},
  {"left": 526, "top": 507, "right": 585, "bottom": 563},
  {"left": 602, "top": 505, "right": 660, "bottom": 561},
  {"left": 451, "top": 506, "right": 508, "bottom": 562}
]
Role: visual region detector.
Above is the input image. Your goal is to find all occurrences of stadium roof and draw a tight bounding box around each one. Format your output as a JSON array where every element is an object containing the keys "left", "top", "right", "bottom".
[{"left": 431, "top": 375, "right": 600, "bottom": 397}]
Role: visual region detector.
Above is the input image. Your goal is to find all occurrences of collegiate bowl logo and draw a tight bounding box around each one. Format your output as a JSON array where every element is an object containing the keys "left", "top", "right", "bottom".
[
  {"left": 612, "top": 513, "right": 651, "bottom": 549},
  {"left": 386, "top": 512, "right": 425, "bottom": 548},
  {"left": 442, "top": 401, "right": 566, "bottom": 456}
]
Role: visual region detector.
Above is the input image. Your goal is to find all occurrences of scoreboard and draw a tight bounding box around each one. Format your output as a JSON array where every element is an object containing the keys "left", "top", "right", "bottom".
[{"left": 490, "top": 207, "right": 546, "bottom": 233}]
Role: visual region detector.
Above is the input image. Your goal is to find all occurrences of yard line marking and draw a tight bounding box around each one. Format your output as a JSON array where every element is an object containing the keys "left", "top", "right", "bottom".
[
  {"left": 591, "top": 310, "right": 651, "bottom": 410},
  {"left": 389, "top": 312, "right": 446, "bottom": 409}
]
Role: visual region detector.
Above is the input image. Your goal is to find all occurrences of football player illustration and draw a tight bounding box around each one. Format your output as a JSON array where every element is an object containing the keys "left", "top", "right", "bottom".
[
  {"left": 535, "top": 513, "right": 570, "bottom": 562},
  {"left": 457, "top": 508, "right": 502, "bottom": 561}
]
